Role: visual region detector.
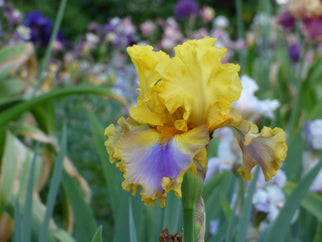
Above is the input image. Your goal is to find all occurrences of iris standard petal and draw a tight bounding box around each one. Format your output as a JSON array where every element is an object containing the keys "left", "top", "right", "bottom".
[
  {"left": 155, "top": 36, "right": 242, "bottom": 130},
  {"left": 230, "top": 119, "right": 287, "bottom": 181},
  {"left": 113, "top": 125, "right": 209, "bottom": 207},
  {"left": 127, "top": 45, "right": 169, "bottom": 97},
  {"left": 127, "top": 45, "right": 174, "bottom": 126}
]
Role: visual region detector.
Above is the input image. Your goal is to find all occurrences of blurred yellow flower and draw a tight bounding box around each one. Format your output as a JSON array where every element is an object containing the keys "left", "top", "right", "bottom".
[
  {"left": 105, "top": 37, "right": 287, "bottom": 207},
  {"left": 290, "top": 0, "right": 322, "bottom": 18}
]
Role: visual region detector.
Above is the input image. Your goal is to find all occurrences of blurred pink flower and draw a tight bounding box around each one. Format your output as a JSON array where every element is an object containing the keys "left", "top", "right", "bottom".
[
  {"left": 159, "top": 17, "right": 183, "bottom": 51},
  {"left": 200, "top": 6, "right": 215, "bottom": 23},
  {"left": 160, "top": 37, "right": 177, "bottom": 51},
  {"left": 192, "top": 27, "right": 208, "bottom": 39},
  {"left": 140, "top": 20, "right": 156, "bottom": 37},
  {"left": 301, "top": 16, "right": 322, "bottom": 43}
]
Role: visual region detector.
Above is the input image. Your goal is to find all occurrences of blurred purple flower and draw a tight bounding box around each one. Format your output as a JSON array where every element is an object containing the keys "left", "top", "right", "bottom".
[
  {"left": 301, "top": 16, "right": 322, "bottom": 43},
  {"left": 24, "top": 11, "right": 65, "bottom": 48},
  {"left": 87, "top": 22, "right": 101, "bottom": 33},
  {"left": 278, "top": 11, "right": 295, "bottom": 31},
  {"left": 209, "top": 220, "right": 219, "bottom": 235},
  {"left": 24, "top": 11, "right": 53, "bottom": 46},
  {"left": 103, "top": 17, "right": 137, "bottom": 48},
  {"left": 5, "top": 8, "right": 23, "bottom": 25},
  {"left": 174, "top": 0, "right": 199, "bottom": 19},
  {"left": 288, "top": 43, "right": 301, "bottom": 62}
]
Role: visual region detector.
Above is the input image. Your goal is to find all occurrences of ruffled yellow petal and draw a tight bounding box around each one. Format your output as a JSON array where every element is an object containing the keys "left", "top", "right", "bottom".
[
  {"left": 104, "top": 117, "right": 144, "bottom": 163},
  {"left": 104, "top": 124, "right": 121, "bottom": 163},
  {"left": 127, "top": 45, "right": 169, "bottom": 97},
  {"left": 155, "top": 36, "right": 242, "bottom": 130},
  {"left": 130, "top": 98, "right": 170, "bottom": 126},
  {"left": 127, "top": 45, "right": 173, "bottom": 126},
  {"left": 230, "top": 119, "right": 287, "bottom": 181}
]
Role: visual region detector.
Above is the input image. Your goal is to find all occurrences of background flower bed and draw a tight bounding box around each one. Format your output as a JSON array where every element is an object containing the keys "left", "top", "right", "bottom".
[{"left": 1, "top": 0, "right": 322, "bottom": 241}]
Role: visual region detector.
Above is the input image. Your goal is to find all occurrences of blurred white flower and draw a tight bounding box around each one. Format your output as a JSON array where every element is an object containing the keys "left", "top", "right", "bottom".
[
  {"left": 253, "top": 185, "right": 285, "bottom": 221},
  {"left": 86, "top": 33, "right": 99, "bottom": 46},
  {"left": 213, "top": 15, "right": 229, "bottom": 29},
  {"left": 233, "top": 75, "right": 280, "bottom": 119},
  {"left": 311, "top": 169, "right": 322, "bottom": 192},
  {"left": 253, "top": 13, "right": 273, "bottom": 27},
  {"left": 304, "top": 119, "right": 322, "bottom": 150},
  {"left": 302, "top": 150, "right": 322, "bottom": 192},
  {"left": 12, "top": 10, "right": 23, "bottom": 21},
  {"left": 121, "top": 17, "right": 136, "bottom": 35},
  {"left": 105, "top": 32, "right": 117, "bottom": 43},
  {"left": 205, "top": 127, "right": 241, "bottom": 182},
  {"left": 257, "top": 169, "right": 287, "bottom": 188},
  {"left": 16, "top": 25, "right": 31, "bottom": 41},
  {"left": 276, "top": 0, "right": 289, "bottom": 4}
]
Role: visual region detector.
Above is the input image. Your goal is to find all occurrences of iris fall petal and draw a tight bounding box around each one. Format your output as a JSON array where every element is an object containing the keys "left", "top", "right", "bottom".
[
  {"left": 230, "top": 119, "right": 287, "bottom": 181},
  {"left": 109, "top": 123, "right": 209, "bottom": 207}
]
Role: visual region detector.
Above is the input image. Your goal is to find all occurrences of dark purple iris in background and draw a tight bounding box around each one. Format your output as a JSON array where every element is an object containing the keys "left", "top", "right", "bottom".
[
  {"left": 288, "top": 43, "right": 301, "bottom": 62},
  {"left": 24, "top": 11, "right": 53, "bottom": 46},
  {"left": 278, "top": 11, "right": 295, "bottom": 31},
  {"left": 174, "top": 0, "right": 199, "bottom": 19}
]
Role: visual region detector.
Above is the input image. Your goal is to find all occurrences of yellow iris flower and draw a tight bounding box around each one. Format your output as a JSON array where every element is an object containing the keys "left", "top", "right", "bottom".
[{"left": 105, "top": 37, "right": 287, "bottom": 207}]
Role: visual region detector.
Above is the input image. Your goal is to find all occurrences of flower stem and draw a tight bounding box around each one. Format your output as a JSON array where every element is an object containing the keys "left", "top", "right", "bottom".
[
  {"left": 287, "top": 41, "right": 307, "bottom": 135},
  {"left": 183, "top": 208, "right": 194, "bottom": 242},
  {"left": 181, "top": 171, "right": 204, "bottom": 241},
  {"left": 34, "top": 0, "right": 67, "bottom": 94}
]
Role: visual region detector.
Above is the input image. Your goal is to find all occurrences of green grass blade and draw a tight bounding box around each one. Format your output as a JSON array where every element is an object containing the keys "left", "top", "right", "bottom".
[
  {"left": 0, "top": 85, "right": 127, "bottom": 127},
  {"left": 62, "top": 171, "right": 97, "bottom": 242},
  {"left": 113, "top": 192, "right": 131, "bottom": 242},
  {"left": 50, "top": 229, "right": 75, "bottom": 242},
  {"left": 0, "top": 131, "right": 18, "bottom": 215},
  {"left": 284, "top": 183, "right": 322, "bottom": 222},
  {"left": 88, "top": 112, "right": 123, "bottom": 216},
  {"left": 23, "top": 144, "right": 39, "bottom": 242},
  {"left": 129, "top": 198, "right": 138, "bottom": 242},
  {"left": 236, "top": 166, "right": 260, "bottom": 242},
  {"left": 90, "top": 226, "right": 103, "bottom": 242},
  {"left": 162, "top": 191, "right": 181, "bottom": 233},
  {"left": 35, "top": 0, "right": 67, "bottom": 91},
  {"left": 225, "top": 199, "right": 238, "bottom": 242},
  {"left": 14, "top": 199, "right": 23, "bottom": 242},
  {"left": 39, "top": 122, "right": 67, "bottom": 242},
  {"left": 314, "top": 223, "right": 322, "bottom": 242},
  {"left": 264, "top": 161, "right": 322, "bottom": 242}
]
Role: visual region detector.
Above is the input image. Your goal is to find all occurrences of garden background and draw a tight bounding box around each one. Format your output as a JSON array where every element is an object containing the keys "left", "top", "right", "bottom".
[{"left": 1, "top": 0, "right": 322, "bottom": 241}]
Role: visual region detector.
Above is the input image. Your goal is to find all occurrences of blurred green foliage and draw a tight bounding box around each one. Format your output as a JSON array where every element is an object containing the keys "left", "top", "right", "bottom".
[{"left": 12, "top": 0, "right": 244, "bottom": 40}]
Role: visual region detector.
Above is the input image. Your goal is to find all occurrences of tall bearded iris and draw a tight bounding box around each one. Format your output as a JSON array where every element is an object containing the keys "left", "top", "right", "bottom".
[{"left": 105, "top": 37, "right": 287, "bottom": 207}]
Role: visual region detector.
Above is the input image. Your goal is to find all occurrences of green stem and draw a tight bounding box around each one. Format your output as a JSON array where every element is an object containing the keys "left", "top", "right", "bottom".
[
  {"left": 34, "top": 0, "right": 67, "bottom": 93},
  {"left": 287, "top": 41, "right": 307, "bottom": 135},
  {"left": 183, "top": 208, "right": 194, "bottom": 242},
  {"left": 235, "top": 0, "right": 246, "bottom": 69}
]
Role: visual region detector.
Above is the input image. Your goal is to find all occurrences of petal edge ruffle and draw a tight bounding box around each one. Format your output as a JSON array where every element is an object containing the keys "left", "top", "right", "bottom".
[{"left": 230, "top": 120, "right": 287, "bottom": 181}]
